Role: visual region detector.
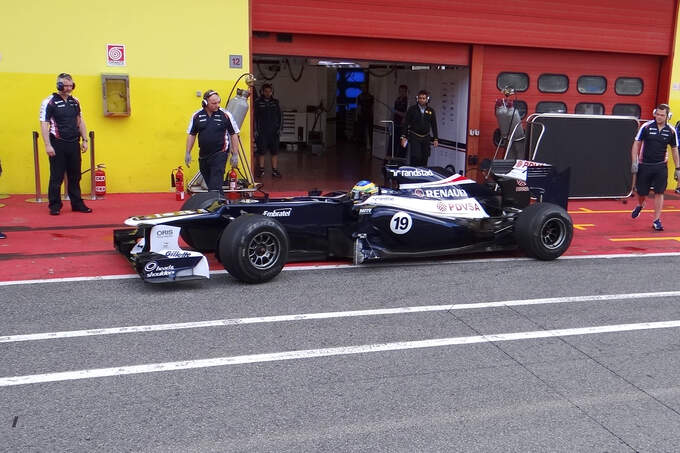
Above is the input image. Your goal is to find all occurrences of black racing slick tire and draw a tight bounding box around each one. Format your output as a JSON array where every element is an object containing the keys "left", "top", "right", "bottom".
[
  {"left": 514, "top": 202, "right": 573, "bottom": 260},
  {"left": 179, "top": 192, "right": 220, "bottom": 252},
  {"left": 180, "top": 192, "right": 220, "bottom": 211},
  {"left": 219, "top": 214, "right": 289, "bottom": 284}
]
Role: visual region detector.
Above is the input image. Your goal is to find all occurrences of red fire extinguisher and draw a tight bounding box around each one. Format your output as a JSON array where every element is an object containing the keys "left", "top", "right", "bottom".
[
  {"left": 173, "top": 166, "right": 185, "bottom": 201},
  {"left": 227, "top": 167, "right": 238, "bottom": 200},
  {"left": 94, "top": 163, "right": 106, "bottom": 197}
]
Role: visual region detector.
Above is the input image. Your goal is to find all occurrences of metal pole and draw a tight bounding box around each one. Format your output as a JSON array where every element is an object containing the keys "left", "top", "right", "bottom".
[
  {"left": 89, "top": 130, "right": 96, "bottom": 200},
  {"left": 27, "top": 131, "right": 45, "bottom": 203}
]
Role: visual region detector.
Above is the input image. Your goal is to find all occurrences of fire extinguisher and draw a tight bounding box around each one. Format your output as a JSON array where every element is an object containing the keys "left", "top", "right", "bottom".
[
  {"left": 94, "top": 163, "right": 106, "bottom": 197},
  {"left": 227, "top": 167, "right": 238, "bottom": 200},
  {"left": 172, "top": 166, "right": 185, "bottom": 201}
]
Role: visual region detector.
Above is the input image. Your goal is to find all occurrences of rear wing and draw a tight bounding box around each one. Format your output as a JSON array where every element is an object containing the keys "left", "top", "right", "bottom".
[{"left": 490, "top": 159, "right": 570, "bottom": 209}]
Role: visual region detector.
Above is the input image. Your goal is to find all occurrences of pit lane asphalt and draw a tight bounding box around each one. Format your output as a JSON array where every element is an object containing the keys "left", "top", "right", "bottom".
[{"left": 2, "top": 255, "right": 680, "bottom": 452}]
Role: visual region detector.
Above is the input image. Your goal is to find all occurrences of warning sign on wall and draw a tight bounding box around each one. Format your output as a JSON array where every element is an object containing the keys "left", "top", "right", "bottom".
[{"left": 106, "top": 44, "right": 126, "bottom": 66}]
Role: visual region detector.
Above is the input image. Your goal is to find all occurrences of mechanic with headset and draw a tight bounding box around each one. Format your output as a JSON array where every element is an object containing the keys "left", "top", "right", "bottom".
[
  {"left": 401, "top": 89, "right": 439, "bottom": 167},
  {"left": 630, "top": 103, "right": 680, "bottom": 231},
  {"left": 185, "top": 90, "right": 240, "bottom": 192},
  {"left": 253, "top": 83, "right": 282, "bottom": 178},
  {"left": 39, "top": 73, "right": 92, "bottom": 216}
]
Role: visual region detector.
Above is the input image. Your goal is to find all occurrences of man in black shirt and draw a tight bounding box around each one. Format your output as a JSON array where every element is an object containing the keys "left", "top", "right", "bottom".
[
  {"left": 185, "top": 90, "right": 240, "bottom": 192},
  {"left": 393, "top": 84, "right": 408, "bottom": 157},
  {"left": 401, "top": 90, "right": 439, "bottom": 167},
  {"left": 39, "top": 73, "right": 92, "bottom": 215},
  {"left": 253, "top": 84, "right": 282, "bottom": 177},
  {"left": 630, "top": 103, "right": 680, "bottom": 231}
]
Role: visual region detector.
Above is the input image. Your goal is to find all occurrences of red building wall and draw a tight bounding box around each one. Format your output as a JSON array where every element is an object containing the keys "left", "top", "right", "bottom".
[
  {"left": 253, "top": 0, "right": 676, "bottom": 56},
  {"left": 479, "top": 46, "right": 661, "bottom": 160},
  {"left": 252, "top": 0, "right": 677, "bottom": 176}
]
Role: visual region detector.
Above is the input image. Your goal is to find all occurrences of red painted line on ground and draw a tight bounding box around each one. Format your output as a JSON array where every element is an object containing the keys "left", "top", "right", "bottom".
[{"left": 1, "top": 194, "right": 679, "bottom": 282}]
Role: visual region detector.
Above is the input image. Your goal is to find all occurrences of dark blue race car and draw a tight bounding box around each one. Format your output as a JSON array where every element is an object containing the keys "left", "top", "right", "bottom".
[{"left": 113, "top": 159, "right": 572, "bottom": 284}]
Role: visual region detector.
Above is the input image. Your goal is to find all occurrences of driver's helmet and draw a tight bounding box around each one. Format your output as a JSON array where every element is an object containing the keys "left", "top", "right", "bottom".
[{"left": 350, "top": 180, "right": 378, "bottom": 201}]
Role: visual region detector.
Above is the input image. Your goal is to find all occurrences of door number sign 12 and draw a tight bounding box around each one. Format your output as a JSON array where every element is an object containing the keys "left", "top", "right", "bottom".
[{"left": 229, "top": 55, "right": 243, "bottom": 69}]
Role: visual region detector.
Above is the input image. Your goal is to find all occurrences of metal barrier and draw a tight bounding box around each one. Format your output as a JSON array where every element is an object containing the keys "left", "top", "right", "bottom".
[
  {"left": 27, "top": 130, "right": 97, "bottom": 203},
  {"left": 26, "top": 131, "right": 45, "bottom": 203},
  {"left": 86, "top": 131, "right": 97, "bottom": 200}
]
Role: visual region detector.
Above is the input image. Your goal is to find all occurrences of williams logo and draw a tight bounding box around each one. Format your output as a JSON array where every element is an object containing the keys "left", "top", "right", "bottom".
[{"left": 262, "top": 208, "right": 292, "bottom": 217}]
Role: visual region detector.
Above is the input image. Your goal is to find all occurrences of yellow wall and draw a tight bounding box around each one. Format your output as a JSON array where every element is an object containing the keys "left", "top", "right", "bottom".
[
  {"left": 0, "top": 0, "right": 251, "bottom": 194},
  {"left": 669, "top": 11, "right": 680, "bottom": 187}
]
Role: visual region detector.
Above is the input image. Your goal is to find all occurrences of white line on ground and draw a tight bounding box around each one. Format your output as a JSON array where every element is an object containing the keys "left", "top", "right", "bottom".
[
  {"left": 1, "top": 251, "right": 680, "bottom": 287},
  {"left": 2, "top": 319, "right": 679, "bottom": 387},
  {"left": 2, "top": 290, "right": 679, "bottom": 344}
]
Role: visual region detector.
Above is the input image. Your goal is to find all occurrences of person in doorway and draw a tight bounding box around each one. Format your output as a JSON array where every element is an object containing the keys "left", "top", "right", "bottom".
[
  {"left": 253, "top": 83, "right": 282, "bottom": 178},
  {"left": 185, "top": 90, "right": 241, "bottom": 192},
  {"left": 356, "top": 83, "right": 375, "bottom": 150},
  {"left": 39, "top": 73, "right": 92, "bottom": 215},
  {"left": 630, "top": 103, "right": 680, "bottom": 231},
  {"left": 393, "top": 84, "right": 408, "bottom": 157},
  {"left": 401, "top": 89, "right": 439, "bottom": 167}
]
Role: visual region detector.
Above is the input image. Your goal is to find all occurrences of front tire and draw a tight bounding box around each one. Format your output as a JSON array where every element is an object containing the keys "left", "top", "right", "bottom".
[
  {"left": 179, "top": 192, "right": 221, "bottom": 252},
  {"left": 219, "top": 215, "right": 289, "bottom": 283},
  {"left": 514, "top": 202, "right": 573, "bottom": 260}
]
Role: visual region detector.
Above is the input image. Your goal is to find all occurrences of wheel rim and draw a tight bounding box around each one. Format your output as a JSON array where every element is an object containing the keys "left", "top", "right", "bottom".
[
  {"left": 247, "top": 231, "right": 281, "bottom": 270},
  {"left": 540, "top": 217, "right": 568, "bottom": 250}
]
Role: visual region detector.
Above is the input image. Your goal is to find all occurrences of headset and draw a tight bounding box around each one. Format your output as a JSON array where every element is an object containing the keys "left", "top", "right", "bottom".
[
  {"left": 202, "top": 90, "right": 219, "bottom": 107},
  {"left": 653, "top": 104, "right": 672, "bottom": 121},
  {"left": 416, "top": 90, "right": 430, "bottom": 103},
  {"left": 56, "top": 73, "right": 75, "bottom": 91}
]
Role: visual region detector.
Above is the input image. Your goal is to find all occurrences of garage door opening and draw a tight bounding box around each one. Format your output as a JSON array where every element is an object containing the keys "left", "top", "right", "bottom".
[{"left": 252, "top": 55, "right": 469, "bottom": 192}]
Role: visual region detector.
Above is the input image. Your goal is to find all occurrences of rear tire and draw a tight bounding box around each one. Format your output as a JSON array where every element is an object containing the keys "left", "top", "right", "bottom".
[
  {"left": 514, "top": 202, "right": 573, "bottom": 260},
  {"left": 179, "top": 192, "right": 220, "bottom": 252},
  {"left": 180, "top": 192, "right": 220, "bottom": 211},
  {"left": 219, "top": 215, "right": 289, "bottom": 283}
]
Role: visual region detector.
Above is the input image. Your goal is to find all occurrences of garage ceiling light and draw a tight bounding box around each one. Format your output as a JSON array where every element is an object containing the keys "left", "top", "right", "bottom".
[{"left": 308, "top": 58, "right": 364, "bottom": 68}]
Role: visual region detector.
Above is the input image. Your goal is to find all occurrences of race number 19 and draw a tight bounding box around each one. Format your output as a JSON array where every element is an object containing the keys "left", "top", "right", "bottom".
[{"left": 390, "top": 211, "right": 413, "bottom": 235}]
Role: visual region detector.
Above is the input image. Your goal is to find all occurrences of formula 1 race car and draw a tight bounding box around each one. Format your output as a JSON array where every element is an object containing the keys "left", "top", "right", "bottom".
[{"left": 113, "top": 159, "right": 573, "bottom": 284}]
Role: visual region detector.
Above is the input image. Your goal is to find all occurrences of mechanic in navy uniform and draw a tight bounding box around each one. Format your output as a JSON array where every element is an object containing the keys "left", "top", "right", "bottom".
[
  {"left": 400, "top": 90, "right": 439, "bottom": 167},
  {"left": 253, "top": 83, "right": 282, "bottom": 178},
  {"left": 356, "top": 83, "right": 375, "bottom": 150},
  {"left": 393, "top": 84, "right": 408, "bottom": 158},
  {"left": 630, "top": 103, "right": 680, "bottom": 231},
  {"left": 39, "top": 73, "right": 92, "bottom": 216},
  {"left": 185, "top": 90, "right": 241, "bottom": 192}
]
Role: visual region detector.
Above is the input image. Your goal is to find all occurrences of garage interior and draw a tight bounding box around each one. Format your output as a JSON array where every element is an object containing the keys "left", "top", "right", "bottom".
[{"left": 251, "top": 55, "right": 470, "bottom": 192}]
